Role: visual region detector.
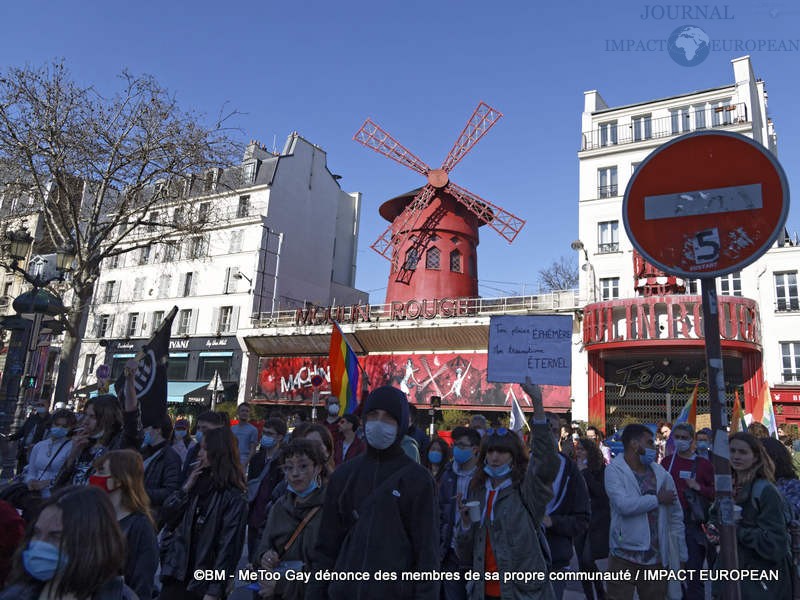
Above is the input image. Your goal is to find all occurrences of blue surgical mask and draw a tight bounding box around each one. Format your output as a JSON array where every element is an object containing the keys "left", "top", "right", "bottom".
[
  {"left": 483, "top": 462, "right": 512, "bottom": 478},
  {"left": 261, "top": 435, "right": 276, "bottom": 448},
  {"left": 174, "top": 430, "right": 187, "bottom": 440},
  {"left": 23, "top": 540, "right": 66, "bottom": 581},
  {"left": 288, "top": 479, "right": 318, "bottom": 498},
  {"left": 50, "top": 427, "right": 68, "bottom": 439},
  {"left": 697, "top": 441, "right": 710, "bottom": 453},
  {"left": 427, "top": 450, "right": 443, "bottom": 464},
  {"left": 640, "top": 448, "right": 657, "bottom": 466},
  {"left": 453, "top": 447, "right": 474, "bottom": 465},
  {"left": 142, "top": 431, "right": 153, "bottom": 447},
  {"left": 364, "top": 421, "right": 397, "bottom": 450},
  {"left": 675, "top": 439, "right": 691, "bottom": 453},
  {"left": 194, "top": 431, "right": 203, "bottom": 444}
]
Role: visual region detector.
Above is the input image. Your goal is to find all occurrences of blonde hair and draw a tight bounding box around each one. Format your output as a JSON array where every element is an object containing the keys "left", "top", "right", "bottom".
[{"left": 94, "top": 449, "right": 154, "bottom": 527}]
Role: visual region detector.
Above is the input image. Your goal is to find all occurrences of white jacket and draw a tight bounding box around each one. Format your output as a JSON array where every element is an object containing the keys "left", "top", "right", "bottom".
[{"left": 605, "top": 454, "right": 688, "bottom": 599}]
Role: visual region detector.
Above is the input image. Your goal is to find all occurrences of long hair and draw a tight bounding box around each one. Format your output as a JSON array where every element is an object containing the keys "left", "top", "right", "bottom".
[
  {"left": 86, "top": 394, "right": 123, "bottom": 446},
  {"left": 470, "top": 430, "right": 529, "bottom": 492},
  {"left": 10, "top": 486, "right": 126, "bottom": 600},
  {"left": 94, "top": 449, "right": 154, "bottom": 527},
  {"left": 729, "top": 432, "right": 775, "bottom": 488},
  {"left": 761, "top": 437, "right": 797, "bottom": 480},
  {"left": 577, "top": 438, "right": 605, "bottom": 473},
  {"left": 421, "top": 436, "right": 452, "bottom": 472},
  {"left": 203, "top": 427, "right": 246, "bottom": 491}
]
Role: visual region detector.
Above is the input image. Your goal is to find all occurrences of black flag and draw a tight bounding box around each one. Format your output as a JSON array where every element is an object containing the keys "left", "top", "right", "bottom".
[{"left": 114, "top": 306, "right": 178, "bottom": 428}]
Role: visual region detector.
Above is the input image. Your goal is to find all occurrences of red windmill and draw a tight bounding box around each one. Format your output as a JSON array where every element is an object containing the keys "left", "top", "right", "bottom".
[{"left": 354, "top": 102, "right": 526, "bottom": 304}]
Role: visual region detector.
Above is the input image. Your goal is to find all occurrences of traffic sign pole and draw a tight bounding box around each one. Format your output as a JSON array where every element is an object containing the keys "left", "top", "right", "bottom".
[{"left": 700, "top": 279, "right": 740, "bottom": 600}]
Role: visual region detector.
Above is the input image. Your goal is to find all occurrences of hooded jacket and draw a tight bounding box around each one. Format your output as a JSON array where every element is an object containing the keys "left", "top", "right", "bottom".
[
  {"left": 306, "top": 386, "right": 440, "bottom": 600},
  {"left": 545, "top": 453, "right": 591, "bottom": 569}
]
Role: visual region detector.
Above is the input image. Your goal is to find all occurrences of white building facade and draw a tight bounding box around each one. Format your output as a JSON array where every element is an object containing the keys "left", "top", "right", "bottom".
[
  {"left": 76, "top": 133, "right": 367, "bottom": 405},
  {"left": 573, "top": 55, "right": 800, "bottom": 431}
]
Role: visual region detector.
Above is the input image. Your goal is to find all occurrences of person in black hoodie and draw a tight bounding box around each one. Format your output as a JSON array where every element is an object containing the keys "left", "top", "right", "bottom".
[
  {"left": 574, "top": 438, "right": 609, "bottom": 600},
  {"left": 544, "top": 412, "right": 591, "bottom": 600},
  {"left": 306, "top": 386, "right": 440, "bottom": 600},
  {"left": 140, "top": 413, "right": 181, "bottom": 528}
]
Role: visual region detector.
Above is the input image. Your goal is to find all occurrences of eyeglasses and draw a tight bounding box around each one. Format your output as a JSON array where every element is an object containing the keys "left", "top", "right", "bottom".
[
  {"left": 281, "top": 463, "right": 314, "bottom": 475},
  {"left": 486, "top": 428, "right": 510, "bottom": 436}
]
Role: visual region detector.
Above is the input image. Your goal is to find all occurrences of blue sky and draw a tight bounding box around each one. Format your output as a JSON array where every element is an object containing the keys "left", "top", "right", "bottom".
[{"left": 2, "top": 0, "right": 798, "bottom": 303}]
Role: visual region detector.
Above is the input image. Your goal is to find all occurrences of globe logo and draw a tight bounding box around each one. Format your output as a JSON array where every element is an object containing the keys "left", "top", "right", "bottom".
[{"left": 668, "top": 25, "right": 711, "bottom": 66}]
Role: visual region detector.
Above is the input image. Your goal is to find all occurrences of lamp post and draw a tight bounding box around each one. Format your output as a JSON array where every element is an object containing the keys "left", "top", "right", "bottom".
[
  {"left": 0, "top": 227, "right": 75, "bottom": 479},
  {"left": 571, "top": 240, "right": 597, "bottom": 302}
]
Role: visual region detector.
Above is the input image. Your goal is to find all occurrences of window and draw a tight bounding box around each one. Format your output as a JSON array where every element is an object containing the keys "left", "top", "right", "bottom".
[
  {"left": 670, "top": 106, "right": 691, "bottom": 134},
  {"left": 197, "top": 356, "right": 232, "bottom": 381},
  {"left": 599, "top": 121, "right": 618, "bottom": 147},
  {"left": 775, "top": 271, "right": 799, "bottom": 311},
  {"left": 198, "top": 202, "right": 211, "bottom": 223},
  {"left": 97, "top": 314, "right": 112, "bottom": 338},
  {"left": 177, "top": 309, "right": 192, "bottom": 335},
  {"left": 405, "top": 248, "right": 419, "bottom": 271},
  {"left": 782, "top": 342, "right": 800, "bottom": 383},
  {"left": 102, "top": 281, "right": 117, "bottom": 303},
  {"left": 449, "top": 250, "right": 462, "bottom": 273},
  {"left": 162, "top": 243, "right": 176, "bottom": 263},
  {"left": 107, "top": 254, "right": 120, "bottom": 269},
  {"left": 719, "top": 271, "right": 742, "bottom": 297},
  {"left": 425, "top": 247, "right": 440, "bottom": 270},
  {"left": 684, "top": 279, "right": 700, "bottom": 294},
  {"left": 600, "top": 277, "right": 619, "bottom": 300},
  {"left": 168, "top": 356, "right": 189, "bottom": 380},
  {"left": 598, "top": 221, "right": 619, "bottom": 253},
  {"left": 81, "top": 354, "right": 96, "bottom": 384},
  {"left": 151, "top": 311, "right": 164, "bottom": 332},
  {"left": 598, "top": 166, "right": 618, "bottom": 198},
  {"left": 138, "top": 245, "right": 151, "bottom": 265},
  {"left": 132, "top": 278, "right": 145, "bottom": 300},
  {"left": 631, "top": 114, "right": 652, "bottom": 141},
  {"left": 173, "top": 207, "right": 184, "bottom": 225},
  {"left": 219, "top": 306, "right": 234, "bottom": 333},
  {"left": 243, "top": 162, "right": 256, "bottom": 184},
  {"left": 158, "top": 274, "right": 172, "bottom": 298},
  {"left": 126, "top": 313, "right": 139, "bottom": 338},
  {"left": 711, "top": 99, "right": 734, "bottom": 126},
  {"left": 223, "top": 267, "right": 239, "bottom": 294},
  {"left": 182, "top": 272, "right": 195, "bottom": 297},
  {"left": 148, "top": 211, "right": 159, "bottom": 232},
  {"left": 229, "top": 230, "right": 243, "bottom": 253},
  {"left": 237, "top": 195, "right": 251, "bottom": 218},
  {"left": 186, "top": 236, "right": 207, "bottom": 259},
  {"left": 694, "top": 103, "right": 707, "bottom": 129}
]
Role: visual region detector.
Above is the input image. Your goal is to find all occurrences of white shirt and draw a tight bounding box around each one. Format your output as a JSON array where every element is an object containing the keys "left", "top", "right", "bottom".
[{"left": 25, "top": 436, "right": 73, "bottom": 485}]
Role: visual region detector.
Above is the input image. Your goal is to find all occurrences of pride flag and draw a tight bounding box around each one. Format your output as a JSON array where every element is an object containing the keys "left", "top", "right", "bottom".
[
  {"left": 752, "top": 382, "right": 778, "bottom": 437},
  {"left": 730, "top": 389, "right": 746, "bottom": 433},
  {"left": 328, "top": 323, "right": 360, "bottom": 416},
  {"left": 665, "top": 383, "right": 698, "bottom": 458}
]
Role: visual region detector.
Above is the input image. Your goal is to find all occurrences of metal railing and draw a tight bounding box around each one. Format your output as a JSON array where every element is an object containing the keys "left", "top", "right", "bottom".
[
  {"left": 249, "top": 290, "right": 581, "bottom": 328},
  {"left": 581, "top": 103, "right": 748, "bottom": 151},
  {"left": 597, "top": 242, "right": 619, "bottom": 254},
  {"left": 598, "top": 185, "right": 618, "bottom": 198},
  {"left": 776, "top": 300, "right": 800, "bottom": 312}
]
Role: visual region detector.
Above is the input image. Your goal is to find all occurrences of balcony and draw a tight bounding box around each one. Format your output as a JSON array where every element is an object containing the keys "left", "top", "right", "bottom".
[
  {"left": 583, "top": 295, "right": 760, "bottom": 349},
  {"left": 580, "top": 103, "right": 748, "bottom": 151},
  {"left": 597, "top": 243, "right": 620, "bottom": 254},
  {"left": 598, "top": 185, "right": 618, "bottom": 198},
  {"left": 776, "top": 299, "right": 800, "bottom": 313}
]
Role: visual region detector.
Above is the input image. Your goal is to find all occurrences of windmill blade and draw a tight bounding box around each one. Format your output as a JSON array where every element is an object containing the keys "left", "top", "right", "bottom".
[
  {"left": 370, "top": 185, "right": 437, "bottom": 261},
  {"left": 354, "top": 119, "right": 431, "bottom": 176},
  {"left": 446, "top": 182, "right": 526, "bottom": 243},
  {"left": 441, "top": 102, "right": 503, "bottom": 173}
]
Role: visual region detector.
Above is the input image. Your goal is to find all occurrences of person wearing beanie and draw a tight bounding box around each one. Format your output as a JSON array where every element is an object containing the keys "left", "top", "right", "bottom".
[{"left": 307, "top": 386, "right": 440, "bottom": 600}]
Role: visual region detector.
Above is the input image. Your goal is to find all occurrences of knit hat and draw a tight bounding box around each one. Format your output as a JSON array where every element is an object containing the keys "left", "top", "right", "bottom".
[{"left": 363, "top": 386, "right": 409, "bottom": 432}]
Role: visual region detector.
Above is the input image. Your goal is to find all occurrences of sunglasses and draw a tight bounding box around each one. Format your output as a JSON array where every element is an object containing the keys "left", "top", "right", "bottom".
[{"left": 486, "top": 428, "right": 510, "bottom": 436}]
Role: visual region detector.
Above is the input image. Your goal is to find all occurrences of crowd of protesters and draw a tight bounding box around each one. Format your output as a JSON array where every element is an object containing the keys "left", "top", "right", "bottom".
[{"left": 1, "top": 367, "right": 799, "bottom": 600}]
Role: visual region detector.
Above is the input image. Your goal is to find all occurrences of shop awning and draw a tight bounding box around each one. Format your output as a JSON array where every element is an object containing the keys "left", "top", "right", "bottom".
[
  {"left": 168, "top": 381, "right": 209, "bottom": 404},
  {"left": 183, "top": 382, "right": 238, "bottom": 405}
]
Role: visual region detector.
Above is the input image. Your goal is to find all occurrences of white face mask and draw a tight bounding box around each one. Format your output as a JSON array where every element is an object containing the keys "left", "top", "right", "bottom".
[{"left": 364, "top": 421, "right": 397, "bottom": 450}]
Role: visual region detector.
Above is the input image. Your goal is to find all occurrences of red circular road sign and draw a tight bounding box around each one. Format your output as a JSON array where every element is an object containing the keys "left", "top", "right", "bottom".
[
  {"left": 623, "top": 131, "right": 789, "bottom": 278},
  {"left": 310, "top": 374, "right": 324, "bottom": 388}
]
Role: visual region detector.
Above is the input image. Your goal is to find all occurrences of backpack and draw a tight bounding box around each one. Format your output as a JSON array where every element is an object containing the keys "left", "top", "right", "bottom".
[{"left": 751, "top": 479, "right": 800, "bottom": 599}]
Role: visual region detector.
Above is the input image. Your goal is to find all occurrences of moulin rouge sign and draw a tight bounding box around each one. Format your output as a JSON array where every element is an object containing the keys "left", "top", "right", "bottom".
[{"left": 294, "top": 297, "right": 471, "bottom": 326}]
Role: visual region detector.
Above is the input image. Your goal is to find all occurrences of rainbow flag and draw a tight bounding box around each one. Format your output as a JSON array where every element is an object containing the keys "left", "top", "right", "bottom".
[
  {"left": 759, "top": 382, "right": 778, "bottom": 437},
  {"left": 328, "top": 322, "right": 360, "bottom": 416},
  {"left": 731, "top": 389, "right": 746, "bottom": 433}
]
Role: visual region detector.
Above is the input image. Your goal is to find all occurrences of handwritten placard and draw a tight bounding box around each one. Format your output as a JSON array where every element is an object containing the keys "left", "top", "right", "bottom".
[{"left": 487, "top": 315, "right": 572, "bottom": 385}]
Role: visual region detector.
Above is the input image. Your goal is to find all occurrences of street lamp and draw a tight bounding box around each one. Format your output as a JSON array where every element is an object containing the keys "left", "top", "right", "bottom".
[
  {"left": 571, "top": 239, "right": 597, "bottom": 303},
  {"left": 3, "top": 227, "right": 76, "bottom": 288}
]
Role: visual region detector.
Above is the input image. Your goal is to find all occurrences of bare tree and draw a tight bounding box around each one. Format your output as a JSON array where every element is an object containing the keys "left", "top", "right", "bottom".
[
  {"left": 537, "top": 255, "right": 579, "bottom": 291},
  {"left": 0, "top": 61, "right": 240, "bottom": 406}
]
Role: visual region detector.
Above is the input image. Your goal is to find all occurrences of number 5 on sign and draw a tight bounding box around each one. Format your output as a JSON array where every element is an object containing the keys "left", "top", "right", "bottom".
[{"left": 692, "top": 228, "right": 720, "bottom": 264}]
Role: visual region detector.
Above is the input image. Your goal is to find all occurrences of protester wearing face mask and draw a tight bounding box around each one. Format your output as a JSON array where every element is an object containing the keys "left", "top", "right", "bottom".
[
  {"left": 256, "top": 439, "right": 327, "bottom": 600},
  {"left": 0, "top": 485, "right": 136, "bottom": 600},
  {"left": 307, "top": 386, "right": 440, "bottom": 600},
  {"left": 605, "top": 424, "right": 686, "bottom": 600},
  {"left": 90, "top": 450, "right": 159, "bottom": 600},
  {"left": 437, "top": 427, "right": 480, "bottom": 600},
  {"left": 24, "top": 409, "right": 76, "bottom": 497},
  {"left": 322, "top": 397, "right": 344, "bottom": 444},
  {"left": 694, "top": 428, "right": 712, "bottom": 459},
  {"left": 421, "top": 436, "right": 451, "bottom": 482},
  {"left": 139, "top": 414, "right": 181, "bottom": 529},
  {"left": 247, "top": 418, "right": 287, "bottom": 564},
  {"left": 169, "top": 418, "right": 196, "bottom": 467},
  {"left": 660, "top": 423, "right": 714, "bottom": 600}
]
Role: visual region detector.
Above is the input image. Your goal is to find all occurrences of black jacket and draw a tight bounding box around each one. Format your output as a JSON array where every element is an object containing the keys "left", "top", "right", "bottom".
[
  {"left": 545, "top": 453, "right": 591, "bottom": 570},
  {"left": 246, "top": 447, "right": 284, "bottom": 530},
  {"left": 142, "top": 442, "right": 182, "bottom": 525},
  {"left": 9, "top": 412, "right": 49, "bottom": 444},
  {"left": 160, "top": 474, "right": 248, "bottom": 598},
  {"left": 119, "top": 511, "right": 159, "bottom": 600},
  {"left": 306, "top": 442, "right": 440, "bottom": 600},
  {"left": 436, "top": 462, "right": 458, "bottom": 563},
  {"left": 180, "top": 442, "right": 200, "bottom": 483},
  {"left": 579, "top": 466, "right": 610, "bottom": 560},
  {"left": 0, "top": 577, "right": 136, "bottom": 600}
]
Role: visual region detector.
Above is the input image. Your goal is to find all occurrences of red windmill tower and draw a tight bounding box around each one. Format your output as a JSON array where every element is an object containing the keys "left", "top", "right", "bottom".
[{"left": 354, "top": 102, "right": 526, "bottom": 303}]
